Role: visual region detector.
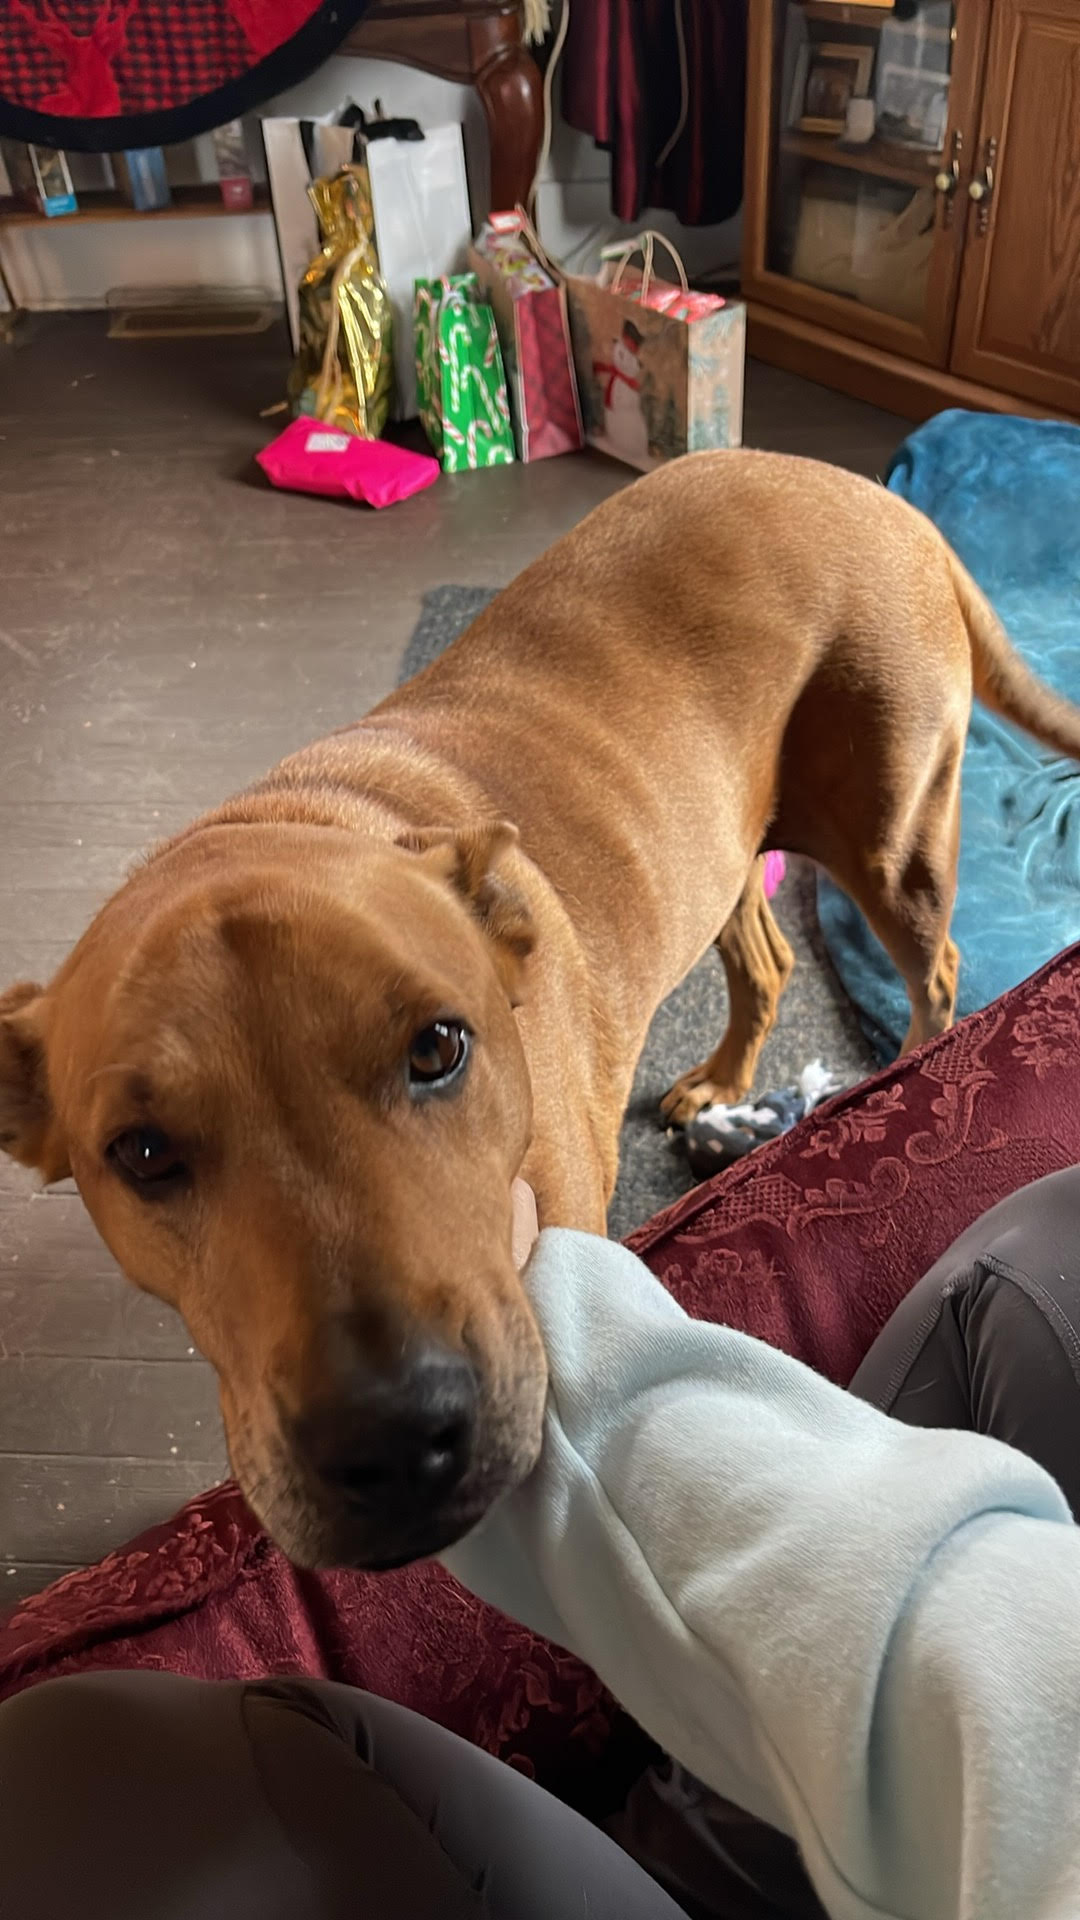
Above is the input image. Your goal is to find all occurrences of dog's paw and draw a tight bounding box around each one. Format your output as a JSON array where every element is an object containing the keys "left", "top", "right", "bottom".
[{"left": 660, "top": 1073, "right": 728, "bottom": 1128}]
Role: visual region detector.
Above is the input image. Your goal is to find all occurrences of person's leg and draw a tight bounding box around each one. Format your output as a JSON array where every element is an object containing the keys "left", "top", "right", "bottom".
[
  {"left": 850, "top": 1165, "right": 1080, "bottom": 1515},
  {"left": 0, "top": 1671, "right": 683, "bottom": 1920},
  {"left": 610, "top": 1757, "right": 828, "bottom": 1920}
]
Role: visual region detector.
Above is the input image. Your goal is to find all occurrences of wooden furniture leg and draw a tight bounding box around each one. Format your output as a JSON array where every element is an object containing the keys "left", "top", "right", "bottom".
[
  {"left": 342, "top": 4, "right": 544, "bottom": 215},
  {"left": 476, "top": 38, "right": 545, "bottom": 209}
]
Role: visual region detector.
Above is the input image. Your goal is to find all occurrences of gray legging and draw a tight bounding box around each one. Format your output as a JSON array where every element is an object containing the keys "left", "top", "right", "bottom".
[
  {"left": 849, "top": 1161, "right": 1080, "bottom": 1511},
  {"left": 0, "top": 1672, "right": 683, "bottom": 1920},
  {"left": 4, "top": 1167, "right": 1080, "bottom": 1920}
]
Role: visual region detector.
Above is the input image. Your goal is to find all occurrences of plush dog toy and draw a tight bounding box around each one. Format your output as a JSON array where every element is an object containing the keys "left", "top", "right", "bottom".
[{"left": 683, "top": 1060, "right": 843, "bottom": 1179}]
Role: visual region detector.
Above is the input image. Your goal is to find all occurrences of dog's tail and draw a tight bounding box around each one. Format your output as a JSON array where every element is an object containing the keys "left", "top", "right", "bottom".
[{"left": 950, "top": 548, "right": 1080, "bottom": 761}]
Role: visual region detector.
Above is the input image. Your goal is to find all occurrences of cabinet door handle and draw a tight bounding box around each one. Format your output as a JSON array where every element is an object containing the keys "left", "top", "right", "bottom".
[
  {"left": 968, "top": 137, "right": 998, "bottom": 234},
  {"left": 934, "top": 130, "right": 963, "bottom": 226}
]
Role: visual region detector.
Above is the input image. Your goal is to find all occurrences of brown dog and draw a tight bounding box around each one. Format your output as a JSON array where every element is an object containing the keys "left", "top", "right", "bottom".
[{"left": 3, "top": 450, "right": 1079, "bottom": 1570}]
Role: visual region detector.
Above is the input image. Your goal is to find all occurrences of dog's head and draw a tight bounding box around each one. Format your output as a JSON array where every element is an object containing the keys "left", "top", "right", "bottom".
[{"left": 0, "top": 819, "right": 546, "bottom": 1568}]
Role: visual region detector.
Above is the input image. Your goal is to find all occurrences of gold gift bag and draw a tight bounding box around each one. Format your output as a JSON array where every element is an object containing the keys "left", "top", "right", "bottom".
[{"left": 288, "top": 166, "right": 394, "bottom": 438}]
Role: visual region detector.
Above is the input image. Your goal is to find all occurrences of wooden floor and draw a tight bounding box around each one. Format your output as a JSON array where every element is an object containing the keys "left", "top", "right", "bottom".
[{"left": 0, "top": 312, "right": 906, "bottom": 1603}]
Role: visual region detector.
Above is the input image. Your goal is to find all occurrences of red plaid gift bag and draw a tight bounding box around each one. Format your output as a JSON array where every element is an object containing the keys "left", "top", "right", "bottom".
[{"left": 468, "top": 211, "right": 583, "bottom": 463}]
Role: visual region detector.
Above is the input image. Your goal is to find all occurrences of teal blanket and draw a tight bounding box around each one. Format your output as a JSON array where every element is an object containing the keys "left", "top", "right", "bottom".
[{"left": 817, "top": 410, "right": 1080, "bottom": 1060}]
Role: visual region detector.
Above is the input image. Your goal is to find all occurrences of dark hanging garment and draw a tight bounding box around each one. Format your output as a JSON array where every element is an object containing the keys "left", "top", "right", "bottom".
[{"left": 561, "top": 0, "right": 748, "bottom": 228}]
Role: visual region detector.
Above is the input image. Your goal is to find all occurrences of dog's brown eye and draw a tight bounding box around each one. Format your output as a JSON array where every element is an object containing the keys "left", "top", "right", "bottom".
[
  {"left": 408, "top": 1020, "right": 469, "bottom": 1088},
  {"left": 108, "top": 1126, "right": 187, "bottom": 1190}
]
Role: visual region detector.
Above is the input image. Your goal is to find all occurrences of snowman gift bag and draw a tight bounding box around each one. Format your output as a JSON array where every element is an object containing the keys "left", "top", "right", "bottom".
[{"left": 564, "top": 231, "right": 745, "bottom": 473}]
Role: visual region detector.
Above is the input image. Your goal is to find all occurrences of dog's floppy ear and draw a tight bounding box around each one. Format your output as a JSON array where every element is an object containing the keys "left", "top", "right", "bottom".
[
  {"left": 0, "top": 982, "right": 68, "bottom": 1179},
  {"left": 398, "top": 820, "right": 536, "bottom": 999}
]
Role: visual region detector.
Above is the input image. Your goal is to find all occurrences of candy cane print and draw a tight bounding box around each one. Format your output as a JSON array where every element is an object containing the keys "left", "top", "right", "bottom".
[
  {"left": 469, "top": 361, "right": 500, "bottom": 431},
  {"left": 448, "top": 318, "right": 472, "bottom": 411}
]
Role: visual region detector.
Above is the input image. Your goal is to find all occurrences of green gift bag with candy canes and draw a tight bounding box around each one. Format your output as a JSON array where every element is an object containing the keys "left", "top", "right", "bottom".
[{"left": 414, "top": 274, "right": 516, "bottom": 472}]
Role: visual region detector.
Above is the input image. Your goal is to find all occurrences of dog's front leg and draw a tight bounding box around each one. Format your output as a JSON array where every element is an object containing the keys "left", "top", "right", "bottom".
[{"left": 661, "top": 859, "right": 794, "bottom": 1127}]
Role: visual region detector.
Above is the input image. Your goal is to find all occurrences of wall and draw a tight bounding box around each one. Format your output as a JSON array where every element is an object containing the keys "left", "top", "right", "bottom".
[{"left": 0, "top": 55, "right": 741, "bottom": 311}]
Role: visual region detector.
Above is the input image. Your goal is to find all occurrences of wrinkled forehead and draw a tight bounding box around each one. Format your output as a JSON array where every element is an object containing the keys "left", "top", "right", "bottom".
[{"left": 49, "top": 852, "right": 485, "bottom": 1112}]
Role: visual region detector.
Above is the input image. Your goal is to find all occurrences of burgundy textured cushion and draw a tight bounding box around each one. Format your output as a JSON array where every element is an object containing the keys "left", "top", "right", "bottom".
[{"left": 3, "top": 944, "right": 1080, "bottom": 1810}]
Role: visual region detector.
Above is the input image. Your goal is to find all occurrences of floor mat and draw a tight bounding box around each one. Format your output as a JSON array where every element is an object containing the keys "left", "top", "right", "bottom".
[
  {"left": 818, "top": 411, "right": 1080, "bottom": 1062},
  {"left": 400, "top": 588, "right": 875, "bottom": 1237}
]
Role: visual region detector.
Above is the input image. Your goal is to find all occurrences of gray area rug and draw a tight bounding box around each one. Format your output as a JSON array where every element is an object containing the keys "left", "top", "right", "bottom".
[{"left": 400, "top": 588, "right": 877, "bottom": 1239}]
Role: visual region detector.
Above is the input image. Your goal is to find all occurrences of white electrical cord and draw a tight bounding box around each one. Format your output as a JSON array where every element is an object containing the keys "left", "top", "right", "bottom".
[
  {"left": 527, "top": 0, "right": 572, "bottom": 220},
  {"left": 526, "top": 0, "right": 697, "bottom": 274}
]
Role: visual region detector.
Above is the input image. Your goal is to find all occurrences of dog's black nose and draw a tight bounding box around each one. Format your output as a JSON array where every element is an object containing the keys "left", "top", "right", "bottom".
[{"left": 297, "top": 1344, "right": 478, "bottom": 1507}]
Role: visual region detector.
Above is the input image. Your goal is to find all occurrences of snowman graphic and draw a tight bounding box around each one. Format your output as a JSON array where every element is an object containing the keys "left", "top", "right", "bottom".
[{"left": 594, "top": 319, "right": 652, "bottom": 468}]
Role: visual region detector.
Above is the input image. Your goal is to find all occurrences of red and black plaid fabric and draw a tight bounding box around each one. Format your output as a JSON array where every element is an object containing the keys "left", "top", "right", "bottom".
[{"left": 0, "top": 0, "right": 370, "bottom": 149}]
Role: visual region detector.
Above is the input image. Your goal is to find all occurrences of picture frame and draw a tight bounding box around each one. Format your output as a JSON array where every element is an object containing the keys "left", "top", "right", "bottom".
[
  {"left": 874, "top": 61, "right": 951, "bottom": 148},
  {"left": 798, "top": 42, "right": 876, "bottom": 136},
  {"left": 28, "top": 145, "right": 78, "bottom": 218}
]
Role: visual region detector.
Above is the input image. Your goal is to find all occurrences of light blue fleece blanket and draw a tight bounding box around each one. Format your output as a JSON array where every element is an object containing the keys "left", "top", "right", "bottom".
[{"left": 817, "top": 410, "right": 1080, "bottom": 1059}]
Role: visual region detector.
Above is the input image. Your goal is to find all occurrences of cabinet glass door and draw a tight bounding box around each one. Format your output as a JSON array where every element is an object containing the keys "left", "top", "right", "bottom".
[{"left": 757, "top": 0, "right": 966, "bottom": 364}]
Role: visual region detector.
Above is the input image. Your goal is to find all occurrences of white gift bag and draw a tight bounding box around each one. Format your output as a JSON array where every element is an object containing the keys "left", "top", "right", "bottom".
[{"left": 366, "top": 124, "right": 472, "bottom": 420}]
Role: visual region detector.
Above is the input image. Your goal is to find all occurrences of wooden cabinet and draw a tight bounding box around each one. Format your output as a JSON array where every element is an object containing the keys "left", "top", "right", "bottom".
[
  {"left": 950, "top": 0, "right": 1080, "bottom": 413},
  {"left": 742, "top": 0, "right": 1080, "bottom": 422}
]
